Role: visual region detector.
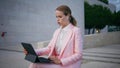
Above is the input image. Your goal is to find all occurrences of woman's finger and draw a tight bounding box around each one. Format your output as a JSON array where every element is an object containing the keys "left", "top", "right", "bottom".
[{"left": 24, "top": 49, "right": 28, "bottom": 55}]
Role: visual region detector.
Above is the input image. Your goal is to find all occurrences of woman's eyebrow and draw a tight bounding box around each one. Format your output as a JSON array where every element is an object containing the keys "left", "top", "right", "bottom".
[{"left": 56, "top": 15, "right": 62, "bottom": 18}]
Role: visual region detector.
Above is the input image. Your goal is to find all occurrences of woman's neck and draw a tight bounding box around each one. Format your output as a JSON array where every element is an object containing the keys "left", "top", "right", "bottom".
[
  {"left": 62, "top": 23, "right": 70, "bottom": 28},
  {"left": 61, "top": 21, "right": 70, "bottom": 28}
]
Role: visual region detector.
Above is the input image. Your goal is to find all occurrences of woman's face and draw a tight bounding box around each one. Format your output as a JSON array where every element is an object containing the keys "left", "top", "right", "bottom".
[{"left": 55, "top": 10, "right": 69, "bottom": 27}]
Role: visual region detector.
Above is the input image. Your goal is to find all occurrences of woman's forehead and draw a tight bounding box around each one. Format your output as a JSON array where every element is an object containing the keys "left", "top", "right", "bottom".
[{"left": 55, "top": 10, "right": 64, "bottom": 15}]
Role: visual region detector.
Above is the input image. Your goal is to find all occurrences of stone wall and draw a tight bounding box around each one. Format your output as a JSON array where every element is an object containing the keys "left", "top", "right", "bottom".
[
  {"left": 36, "top": 31, "right": 120, "bottom": 49},
  {"left": 84, "top": 31, "right": 120, "bottom": 49}
]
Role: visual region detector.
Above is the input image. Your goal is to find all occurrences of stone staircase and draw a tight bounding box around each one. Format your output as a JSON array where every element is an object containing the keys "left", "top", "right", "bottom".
[{"left": 82, "top": 47, "right": 120, "bottom": 64}]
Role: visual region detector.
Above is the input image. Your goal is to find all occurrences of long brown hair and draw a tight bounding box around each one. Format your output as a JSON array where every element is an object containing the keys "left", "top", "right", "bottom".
[{"left": 56, "top": 5, "right": 77, "bottom": 26}]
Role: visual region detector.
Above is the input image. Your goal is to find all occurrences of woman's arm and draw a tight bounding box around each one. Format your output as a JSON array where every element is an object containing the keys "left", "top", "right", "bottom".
[
  {"left": 60, "top": 28, "right": 83, "bottom": 66},
  {"left": 35, "top": 30, "right": 57, "bottom": 56},
  {"left": 35, "top": 45, "right": 51, "bottom": 56}
]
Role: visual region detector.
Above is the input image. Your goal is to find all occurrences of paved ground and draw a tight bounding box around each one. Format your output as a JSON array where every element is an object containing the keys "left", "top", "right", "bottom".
[
  {"left": 0, "top": 44, "right": 120, "bottom": 68},
  {"left": 81, "top": 62, "right": 120, "bottom": 68},
  {"left": 0, "top": 50, "right": 30, "bottom": 68}
]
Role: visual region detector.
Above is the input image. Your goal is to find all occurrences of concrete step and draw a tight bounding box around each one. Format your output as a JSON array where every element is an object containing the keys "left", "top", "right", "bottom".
[
  {"left": 83, "top": 52, "right": 120, "bottom": 59},
  {"left": 83, "top": 48, "right": 120, "bottom": 55},
  {"left": 83, "top": 55, "right": 120, "bottom": 64}
]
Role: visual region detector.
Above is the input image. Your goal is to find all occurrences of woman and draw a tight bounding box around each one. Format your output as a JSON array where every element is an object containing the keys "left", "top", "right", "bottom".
[{"left": 25, "top": 5, "right": 83, "bottom": 68}]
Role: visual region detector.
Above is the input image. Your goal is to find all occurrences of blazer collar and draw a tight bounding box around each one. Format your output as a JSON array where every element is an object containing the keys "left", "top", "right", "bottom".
[{"left": 60, "top": 23, "right": 71, "bottom": 32}]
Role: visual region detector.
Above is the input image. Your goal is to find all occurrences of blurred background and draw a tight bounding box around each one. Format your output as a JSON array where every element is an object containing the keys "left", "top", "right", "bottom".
[
  {"left": 85, "top": 0, "right": 120, "bottom": 34},
  {"left": 0, "top": 0, "right": 84, "bottom": 46},
  {"left": 0, "top": 0, "right": 120, "bottom": 68}
]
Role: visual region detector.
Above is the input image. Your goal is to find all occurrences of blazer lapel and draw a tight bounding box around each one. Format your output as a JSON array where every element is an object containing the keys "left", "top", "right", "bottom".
[
  {"left": 53, "top": 28, "right": 61, "bottom": 45},
  {"left": 59, "top": 25, "right": 73, "bottom": 57},
  {"left": 48, "top": 28, "right": 61, "bottom": 57}
]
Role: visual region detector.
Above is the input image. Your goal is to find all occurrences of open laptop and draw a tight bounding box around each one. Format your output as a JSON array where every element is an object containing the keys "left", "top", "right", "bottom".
[{"left": 21, "top": 42, "right": 52, "bottom": 63}]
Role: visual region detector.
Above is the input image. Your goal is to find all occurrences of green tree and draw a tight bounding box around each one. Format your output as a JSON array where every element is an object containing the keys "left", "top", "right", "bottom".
[
  {"left": 92, "top": 5, "right": 112, "bottom": 32},
  {"left": 114, "top": 11, "right": 120, "bottom": 26},
  {"left": 85, "top": 2, "right": 112, "bottom": 34},
  {"left": 85, "top": 2, "right": 94, "bottom": 34},
  {"left": 112, "top": 11, "right": 120, "bottom": 31}
]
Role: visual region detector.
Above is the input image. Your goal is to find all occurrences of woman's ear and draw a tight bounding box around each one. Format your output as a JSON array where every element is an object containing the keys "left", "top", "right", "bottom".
[
  {"left": 67, "top": 14, "right": 71, "bottom": 20},
  {"left": 66, "top": 16, "right": 69, "bottom": 20}
]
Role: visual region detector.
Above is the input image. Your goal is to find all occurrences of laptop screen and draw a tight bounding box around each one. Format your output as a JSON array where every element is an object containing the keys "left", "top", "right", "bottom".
[{"left": 21, "top": 42, "right": 37, "bottom": 56}]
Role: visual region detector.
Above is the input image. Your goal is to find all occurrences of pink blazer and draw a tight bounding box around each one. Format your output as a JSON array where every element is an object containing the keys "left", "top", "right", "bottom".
[{"left": 29, "top": 24, "right": 83, "bottom": 68}]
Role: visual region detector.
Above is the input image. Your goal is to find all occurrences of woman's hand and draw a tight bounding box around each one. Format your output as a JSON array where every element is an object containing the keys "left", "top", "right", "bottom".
[
  {"left": 49, "top": 56, "right": 61, "bottom": 64},
  {"left": 23, "top": 49, "right": 28, "bottom": 55}
]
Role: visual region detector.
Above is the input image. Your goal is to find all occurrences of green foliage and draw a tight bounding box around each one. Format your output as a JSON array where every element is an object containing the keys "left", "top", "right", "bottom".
[
  {"left": 92, "top": 5, "right": 112, "bottom": 29},
  {"left": 85, "top": 1, "right": 120, "bottom": 33},
  {"left": 85, "top": 2, "right": 94, "bottom": 29},
  {"left": 85, "top": 2, "right": 113, "bottom": 34},
  {"left": 85, "top": 2, "right": 112, "bottom": 30},
  {"left": 113, "top": 11, "right": 120, "bottom": 26}
]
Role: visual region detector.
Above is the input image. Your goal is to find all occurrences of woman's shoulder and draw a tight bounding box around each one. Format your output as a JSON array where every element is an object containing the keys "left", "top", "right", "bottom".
[
  {"left": 72, "top": 26, "right": 82, "bottom": 35},
  {"left": 73, "top": 26, "right": 80, "bottom": 31}
]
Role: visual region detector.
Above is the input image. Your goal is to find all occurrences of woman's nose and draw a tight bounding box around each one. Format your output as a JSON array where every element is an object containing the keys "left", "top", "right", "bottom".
[{"left": 57, "top": 19, "right": 59, "bottom": 22}]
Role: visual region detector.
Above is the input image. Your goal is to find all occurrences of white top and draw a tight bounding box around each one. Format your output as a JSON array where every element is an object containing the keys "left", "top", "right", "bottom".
[{"left": 55, "top": 24, "right": 71, "bottom": 54}]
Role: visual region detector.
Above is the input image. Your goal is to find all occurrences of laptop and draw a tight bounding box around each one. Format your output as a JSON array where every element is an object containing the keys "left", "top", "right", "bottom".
[{"left": 21, "top": 42, "right": 52, "bottom": 63}]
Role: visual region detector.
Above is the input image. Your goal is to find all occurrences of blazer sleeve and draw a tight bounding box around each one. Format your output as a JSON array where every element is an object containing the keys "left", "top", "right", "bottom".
[
  {"left": 60, "top": 28, "right": 83, "bottom": 66},
  {"left": 35, "top": 30, "right": 57, "bottom": 56}
]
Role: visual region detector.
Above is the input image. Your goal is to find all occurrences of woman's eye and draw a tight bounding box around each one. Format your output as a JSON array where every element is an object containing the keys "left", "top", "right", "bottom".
[
  {"left": 58, "top": 16, "right": 62, "bottom": 18},
  {"left": 56, "top": 15, "right": 62, "bottom": 19}
]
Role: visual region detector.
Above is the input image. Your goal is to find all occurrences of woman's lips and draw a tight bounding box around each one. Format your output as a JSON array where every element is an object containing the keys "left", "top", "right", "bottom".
[{"left": 57, "top": 22, "right": 60, "bottom": 24}]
